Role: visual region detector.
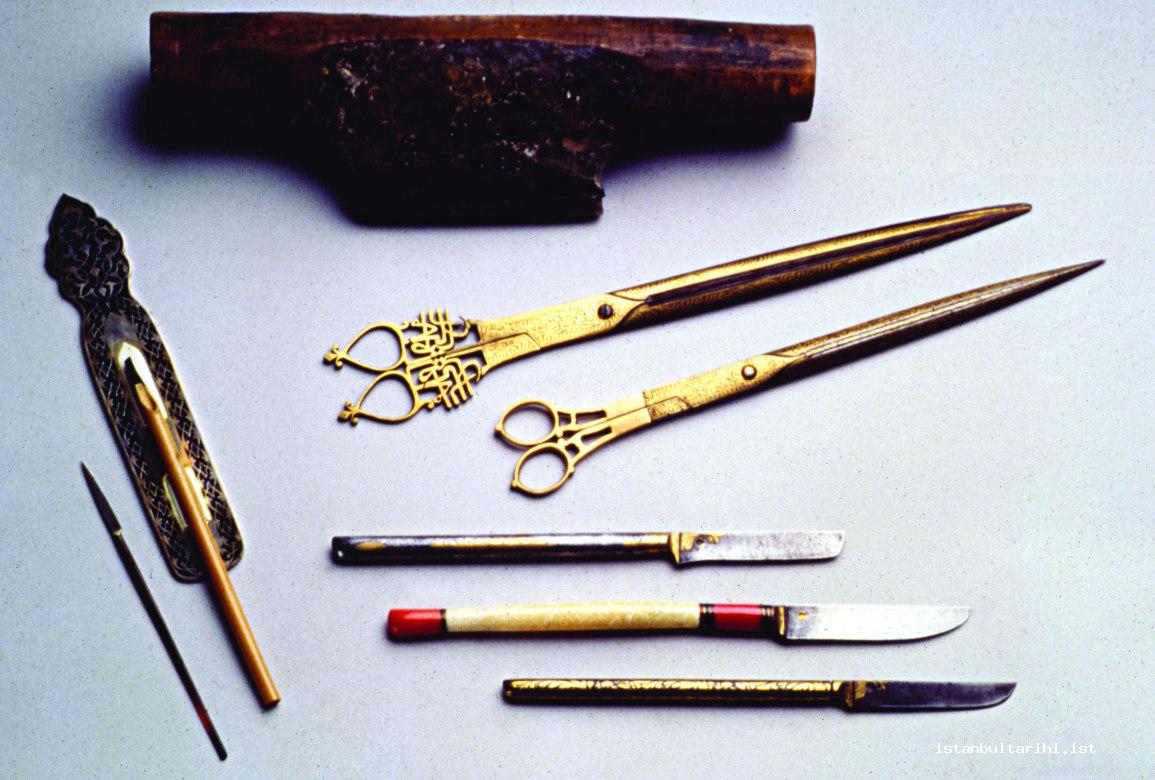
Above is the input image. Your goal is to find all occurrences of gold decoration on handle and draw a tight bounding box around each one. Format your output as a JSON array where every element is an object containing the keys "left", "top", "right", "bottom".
[{"left": 503, "top": 678, "right": 842, "bottom": 705}]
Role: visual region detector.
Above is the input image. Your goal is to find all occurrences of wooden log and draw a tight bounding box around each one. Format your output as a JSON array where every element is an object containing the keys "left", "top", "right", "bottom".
[{"left": 150, "top": 13, "right": 816, "bottom": 224}]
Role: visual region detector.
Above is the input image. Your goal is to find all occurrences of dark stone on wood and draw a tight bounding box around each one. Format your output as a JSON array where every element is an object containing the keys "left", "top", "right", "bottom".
[{"left": 303, "top": 40, "right": 641, "bottom": 222}]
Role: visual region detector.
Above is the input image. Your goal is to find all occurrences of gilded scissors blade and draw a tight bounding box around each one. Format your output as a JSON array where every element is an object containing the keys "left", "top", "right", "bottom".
[
  {"left": 614, "top": 203, "right": 1032, "bottom": 324},
  {"left": 771, "top": 260, "right": 1103, "bottom": 368},
  {"left": 329, "top": 205, "right": 1030, "bottom": 423},
  {"left": 505, "top": 261, "right": 1102, "bottom": 494}
]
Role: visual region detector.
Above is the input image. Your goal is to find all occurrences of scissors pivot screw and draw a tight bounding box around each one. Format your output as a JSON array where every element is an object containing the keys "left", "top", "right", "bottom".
[
  {"left": 742, "top": 365, "right": 758, "bottom": 380},
  {"left": 597, "top": 304, "right": 614, "bottom": 319}
]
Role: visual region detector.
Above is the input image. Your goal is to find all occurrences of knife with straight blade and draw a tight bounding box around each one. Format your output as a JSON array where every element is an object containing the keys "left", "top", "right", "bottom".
[
  {"left": 387, "top": 601, "right": 969, "bottom": 642},
  {"left": 332, "top": 530, "right": 844, "bottom": 566},
  {"left": 502, "top": 678, "right": 1016, "bottom": 711}
]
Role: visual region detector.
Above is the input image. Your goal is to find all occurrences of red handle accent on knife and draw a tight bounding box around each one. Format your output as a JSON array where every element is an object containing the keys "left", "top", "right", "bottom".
[
  {"left": 387, "top": 609, "right": 445, "bottom": 639},
  {"left": 701, "top": 603, "right": 767, "bottom": 632}
]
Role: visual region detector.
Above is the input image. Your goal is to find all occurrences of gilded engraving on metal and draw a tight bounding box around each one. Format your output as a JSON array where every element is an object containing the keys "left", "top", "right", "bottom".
[
  {"left": 509, "top": 679, "right": 836, "bottom": 694},
  {"left": 844, "top": 680, "right": 887, "bottom": 708},
  {"left": 498, "top": 261, "right": 1101, "bottom": 494},
  {"left": 668, "top": 532, "right": 722, "bottom": 564},
  {"left": 46, "top": 195, "right": 242, "bottom": 581},
  {"left": 326, "top": 205, "right": 1033, "bottom": 424},
  {"left": 503, "top": 678, "right": 841, "bottom": 705},
  {"left": 681, "top": 533, "right": 722, "bottom": 552},
  {"left": 325, "top": 311, "right": 484, "bottom": 423}
]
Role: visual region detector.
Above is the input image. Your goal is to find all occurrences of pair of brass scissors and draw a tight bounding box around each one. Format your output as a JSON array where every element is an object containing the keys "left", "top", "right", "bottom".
[
  {"left": 496, "top": 261, "right": 1101, "bottom": 494},
  {"left": 325, "top": 205, "right": 1029, "bottom": 424}
]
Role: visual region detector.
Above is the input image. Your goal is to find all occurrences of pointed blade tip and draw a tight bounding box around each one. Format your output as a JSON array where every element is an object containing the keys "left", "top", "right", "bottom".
[
  {"left": 952, "top": 201, "right": 1031, "bottom": 226},
  {"left": 919, "top": 605, "right": 971, "bottom": 637},
  {"left": 80, "top": 462, "right": 100, "bottom": 494},
  {"left": 80, "top": 463, "right": 121, "bottom": 534},
  {"left": 901, "top": 604, "right": 969, "bottom": 640},
  {"left": 988, "top": 682, "right": 1017, "bottom": 706},
  {"left": 1033, "top": 259, "right": 1103, "bottom": 285},
  {"left": 987, "top": 202, "right": 1031, "bottom": 218}
]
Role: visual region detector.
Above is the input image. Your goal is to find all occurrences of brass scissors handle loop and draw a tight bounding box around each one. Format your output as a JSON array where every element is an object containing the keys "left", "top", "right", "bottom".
[
  {"left": 509, "top": 443, "right": 576, "bottom": 497},
  {"left": 497, "top": 399, "right": 609, "bottom": 495},
  {"left": 339, "top": 370, "right": 427, "bottom": 425},
  {"left": 497, "top": 396, "right": 653, "bottom": 495},
  {"left": 494, "top": 399, "right": 563, "bottom": 448},
  {"left": 324, "top": 321, "right": 409, "bottom": 374}
]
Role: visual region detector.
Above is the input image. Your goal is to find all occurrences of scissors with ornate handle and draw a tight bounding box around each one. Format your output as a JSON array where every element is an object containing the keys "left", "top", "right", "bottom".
[
  {"left": 496, "top": 261, "right": 1101, "bottom": 495},
  {"left": 325, "top": 205, "right": 1028, "bottom": 424}
]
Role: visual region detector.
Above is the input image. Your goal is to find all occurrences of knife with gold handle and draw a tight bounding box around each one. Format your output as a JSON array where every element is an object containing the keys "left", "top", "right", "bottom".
[{"left": 502, "top": 678, "right": 1016, "bottom": 710}]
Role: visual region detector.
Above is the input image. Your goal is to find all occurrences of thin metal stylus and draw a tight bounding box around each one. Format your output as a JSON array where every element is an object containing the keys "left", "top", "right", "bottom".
[{"left": 82, "top": 463, "right": 227, "bottom": 761}]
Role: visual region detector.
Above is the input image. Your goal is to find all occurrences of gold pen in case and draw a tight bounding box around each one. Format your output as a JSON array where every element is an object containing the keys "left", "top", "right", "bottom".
[{"left": 122, "top": 346, "right": 280, "bottom": 708}]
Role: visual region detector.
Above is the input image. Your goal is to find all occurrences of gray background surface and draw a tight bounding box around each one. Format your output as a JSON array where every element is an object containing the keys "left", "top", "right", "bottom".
[{"left": 1, "top": 1, "right": 1151, "bottom": 777}]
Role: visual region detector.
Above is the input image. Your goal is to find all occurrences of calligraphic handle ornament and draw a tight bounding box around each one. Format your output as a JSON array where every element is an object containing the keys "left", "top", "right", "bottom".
[{"left": 324, "top": 312, "right": 484, "bottom": 424}]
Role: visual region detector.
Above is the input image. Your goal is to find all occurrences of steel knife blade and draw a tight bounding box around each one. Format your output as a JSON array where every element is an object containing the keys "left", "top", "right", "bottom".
[
  {"left": 778, "top": 604, "right": 971, "bottom": 642},
  {"left": 675, "top": 530, "right": 844, "bottom": 564}
]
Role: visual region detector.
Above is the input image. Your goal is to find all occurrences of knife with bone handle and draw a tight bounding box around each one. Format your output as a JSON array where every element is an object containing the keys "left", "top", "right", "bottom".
[
  {"left": 332, "top": 530, "right": 843, "bottom": 566},
  {"left": 502, "top": 678, "right": 1016, "bottom": 711},
  {"left": 325, "top": 204, "right": 1030, "bottom": 424},
  {"left": 387, "top": 601, "right": 969, "bottom": 642}
]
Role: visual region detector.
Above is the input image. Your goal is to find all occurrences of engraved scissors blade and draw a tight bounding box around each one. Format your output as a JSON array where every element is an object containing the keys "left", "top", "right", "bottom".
[
  {"left": 498, "top": 261, "right": 1102, "bottom": 495},
  {"left": 326, "top": 204, "right": 1031, "bottom": 424}
]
